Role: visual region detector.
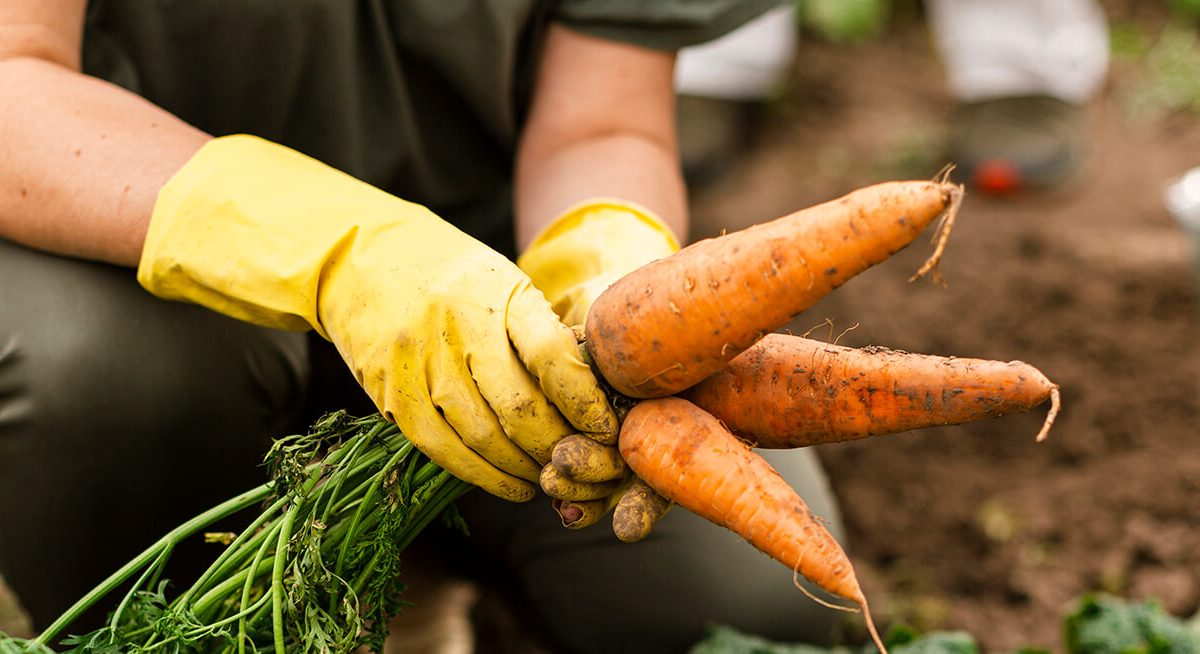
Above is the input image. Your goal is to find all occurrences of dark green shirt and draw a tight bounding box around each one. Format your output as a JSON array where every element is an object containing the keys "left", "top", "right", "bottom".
[{"left": 82, "top": 0, "right": 778, "bottom": 255}]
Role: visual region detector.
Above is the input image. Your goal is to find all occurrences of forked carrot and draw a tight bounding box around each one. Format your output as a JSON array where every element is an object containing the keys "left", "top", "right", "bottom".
[
  {"left": 619, "top": 397, "right": 887, "bottom": 653},
  {"left": 683, "top": 334, "right": 1061, "bottom": 447},
  {"left": 586, "top": 179, "right": 963, "bottom": 398}
]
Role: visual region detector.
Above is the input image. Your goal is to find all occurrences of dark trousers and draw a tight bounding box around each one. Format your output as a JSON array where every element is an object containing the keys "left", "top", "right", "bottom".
[{"left": 0, "top": 238, "right": 846, "bottom": 653}]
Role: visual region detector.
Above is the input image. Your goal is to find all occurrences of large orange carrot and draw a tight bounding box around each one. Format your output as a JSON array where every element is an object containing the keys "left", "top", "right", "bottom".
[
  {"left": 585, "top": 179, "right": 962, "bottom": 398},
  {"left": 683, "top": 334, "right": 1061, "bottom": 447},
  {"left": 619, "top": 397, "right": 887, "bottom": 653}
]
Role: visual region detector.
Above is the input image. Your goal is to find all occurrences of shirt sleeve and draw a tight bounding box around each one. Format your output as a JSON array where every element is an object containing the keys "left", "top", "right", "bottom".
[{"left": 554, "top": 0, "right": 786, "bottom": 51}]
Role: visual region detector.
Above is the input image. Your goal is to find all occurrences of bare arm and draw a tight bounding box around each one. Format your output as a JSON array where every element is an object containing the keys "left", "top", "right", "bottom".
[
  {"left": 0, "top": 0, "right": 210, "bottom": 266},
  {"left": 515, "top": 24, "right": 687, "bottom": 250},
  {"left": 4, "top": 9, "right": 683, "bottom": 263}
]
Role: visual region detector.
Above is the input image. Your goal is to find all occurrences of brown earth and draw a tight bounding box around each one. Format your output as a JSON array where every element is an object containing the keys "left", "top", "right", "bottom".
[{"left": 687, "top": 5, "right": 1200, "bottom": 652}]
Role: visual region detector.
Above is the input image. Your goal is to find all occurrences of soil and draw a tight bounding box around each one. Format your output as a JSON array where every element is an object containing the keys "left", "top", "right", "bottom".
[{"left": 686, "top": 4, "right": 1200, "bottom": 652}]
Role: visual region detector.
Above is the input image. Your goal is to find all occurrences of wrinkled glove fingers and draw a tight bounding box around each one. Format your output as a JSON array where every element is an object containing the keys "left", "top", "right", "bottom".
[
  {"left": 426, "top": 352, "right": 543, "bottom": 482},
  {"left": 398, "top": 401, "right": 537, "bottom": 502},
  {"left": 552, "top": 498, "right": 614, "bottom": 529},
  {"left": 551, "top": 434, "right": 627, "bottom": 483},
  {"left": 507, "top": 285, "right": 618, "bottom": 444},
  {"left": 470, "top": 334, "right": 574, "bottom": 464},
  {"left": 551, "top": 475, "right": 631, "bottom": 529}
]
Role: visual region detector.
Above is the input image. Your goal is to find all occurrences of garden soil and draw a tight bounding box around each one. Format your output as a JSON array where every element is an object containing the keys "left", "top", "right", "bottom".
[{"left": 685, "top": 6, "right": 1200, "bottom": 651}]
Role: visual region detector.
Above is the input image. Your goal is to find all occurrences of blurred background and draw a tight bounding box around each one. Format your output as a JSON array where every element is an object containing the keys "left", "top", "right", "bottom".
[
  {"left": 678, "top": 0, "right": 1200, "bottom": 649},
  {"left": 5, "top": 1, "right": 1198, "bottom": 651}
]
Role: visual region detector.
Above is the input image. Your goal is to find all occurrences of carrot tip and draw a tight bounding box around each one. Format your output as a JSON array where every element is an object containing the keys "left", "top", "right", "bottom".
[
  {"left": 788, "top": 549, "right": 887, "bottom": 654},
  {"left": 790, "top": 567, "right": 857, "bottom": 614},
  {"left": 861, "top": 600, "right": 889, "bottom": 654},
  {"left": 908, "top": 182, "right": 964, "bottom": 285},
  {"left": 1035, "top": 385, "right": 1062, "bottom": 442},
  {"left": 934, "top": 163, "right": 957, "bottom": 185}
]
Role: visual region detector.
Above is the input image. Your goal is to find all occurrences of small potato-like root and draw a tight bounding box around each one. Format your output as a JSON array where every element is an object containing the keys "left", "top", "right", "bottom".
[
  {"left": 551, "top": 476, "right": 638, "bottom": 530},
  {"left": 552, "top": 498, "right": 611, "bottom": 529},
  {"left": 611, "top": 477, "right": 672, "bottom": 543},
  {"left": 540, "top": 463, "right": 621, "bottom": 501},
  {"left": 551, "top": 434, "right": 628, "bottom": 483}
]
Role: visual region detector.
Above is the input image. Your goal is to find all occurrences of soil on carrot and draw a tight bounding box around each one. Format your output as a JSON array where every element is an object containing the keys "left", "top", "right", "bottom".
[{"left": 686, "top": 3, "right": 1200, "bottom": 651}]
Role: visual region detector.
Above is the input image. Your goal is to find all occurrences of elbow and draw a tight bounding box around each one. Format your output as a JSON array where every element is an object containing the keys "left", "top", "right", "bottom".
[
  {"left": 0, "top": 22, "right": 81, "bottom": 71},
  {"left": 0, "top": 53, "right": 78, "bottom": 97}
]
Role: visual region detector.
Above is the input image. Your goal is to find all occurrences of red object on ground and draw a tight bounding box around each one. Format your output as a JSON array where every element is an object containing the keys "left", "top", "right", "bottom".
[{"left": 973, "top": 159, "right": 1022, "bottom": 195}]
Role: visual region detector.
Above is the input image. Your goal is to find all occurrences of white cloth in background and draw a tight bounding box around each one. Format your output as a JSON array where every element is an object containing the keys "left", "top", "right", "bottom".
[
  {"left": 675, "top": 5, "right": 798, "bottom": 100},
  {"left": 675, "top": 1, "right": 1109, "bottom": 104},
  {"left": 926, "top": 0, "right": 1110, "bottom": 104}
]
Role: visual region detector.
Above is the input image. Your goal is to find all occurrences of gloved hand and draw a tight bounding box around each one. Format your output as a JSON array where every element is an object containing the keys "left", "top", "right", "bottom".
[
  {"left": 517, "top": 199, "right": 679, "bottom": 533},
  {"left": 517, "top": 200, "right": 680, "bottom": 329},
  {"left": 139, "top": 135, "right": 617, "bottom": 502}
]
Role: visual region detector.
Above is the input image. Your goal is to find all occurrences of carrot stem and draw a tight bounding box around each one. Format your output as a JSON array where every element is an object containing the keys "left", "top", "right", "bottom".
[
  {"left": 271, "top": 508, "right": 297, "bottom": 654},
  {"left": 32, "top": 484, "right": 273, "bottom": 647}
]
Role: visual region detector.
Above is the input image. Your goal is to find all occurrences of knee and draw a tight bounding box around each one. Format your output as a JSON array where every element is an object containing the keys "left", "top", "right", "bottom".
[
  {"left": 613, "top": 507, "right": 847, "bottom": 651},
  {"left": 0, "top": 248, "right": 309, "bottom": 435},
  {"left": 495, "top": 450, "right": 847, "bottom": 654}
]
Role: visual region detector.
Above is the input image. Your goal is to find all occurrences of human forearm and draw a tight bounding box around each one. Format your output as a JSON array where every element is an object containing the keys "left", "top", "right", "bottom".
[
  {"left": 516, "top": 130, "right": 686, "bottom": 250},
  {"left": 514, "top": 24, "right": 687, "bottom": 251},
  {"left": 0, "top": 56, "right": 209, "bottom": 266}
]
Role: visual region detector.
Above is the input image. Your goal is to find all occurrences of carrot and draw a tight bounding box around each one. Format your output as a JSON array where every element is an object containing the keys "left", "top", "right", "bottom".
[
  {"left": 585, "top": 179, "right": 963, "bottom": 398},
  {"left": 619, "top": 397, "right": 887, "bottom": 653},
  {"left": 683, "top": 333, "right": 1061, "bottom": 447}
]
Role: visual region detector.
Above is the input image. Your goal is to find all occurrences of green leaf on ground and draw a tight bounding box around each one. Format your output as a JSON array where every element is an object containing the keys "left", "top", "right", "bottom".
[
  {"left": 1064, "top": 594, "right": 1200, "bottom": 654},
  {"left": 690, "top": 596, "right": 1200, "bottom": 654},
  {"left": 689, "top": 624, "right": 977, "bottom": 654}
]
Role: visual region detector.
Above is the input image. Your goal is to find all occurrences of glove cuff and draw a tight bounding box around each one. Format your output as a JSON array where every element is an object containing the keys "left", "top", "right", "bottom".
[
  {"left": 138, "top": 134, "right": 444, "bottom": 337},
  {"left": 517, "top": 199, "right": 680, "bottom": 325}
]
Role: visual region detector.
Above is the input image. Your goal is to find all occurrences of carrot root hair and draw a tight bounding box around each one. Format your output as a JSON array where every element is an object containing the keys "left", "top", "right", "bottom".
[
  {"left": 1035, "top": 385, "right": 1062, "bottom": 442},
  {"left": 790, "top": 567, "right": 856, "bottom": 613},
  {"left": 790, "top": 567, "right": 888, "bottom": 654},
  {"left": 933, "top": 162, "right": 957, "bottom": 184},
  {"left": 860, "top": 599, "right": 888, "bottom": 654},
  {"left": 908, "top": 182, "right": 964, "bottom": 285}
]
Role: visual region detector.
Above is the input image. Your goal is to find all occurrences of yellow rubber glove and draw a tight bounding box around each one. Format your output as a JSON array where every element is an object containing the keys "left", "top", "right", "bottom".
[
  {"left": 139, "top": 135, "right": 618, "bottom": 502},
  {"left": 517, "top": 199, "right": 679, "bottom": 529},
  {"left": 517, "top": 199, "right": 680, "bottom": 329}
]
